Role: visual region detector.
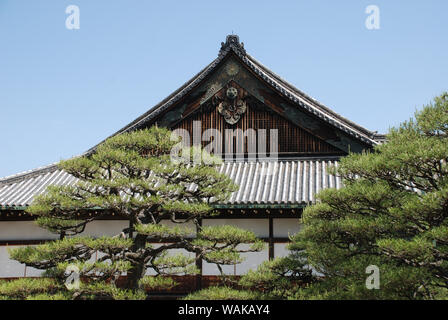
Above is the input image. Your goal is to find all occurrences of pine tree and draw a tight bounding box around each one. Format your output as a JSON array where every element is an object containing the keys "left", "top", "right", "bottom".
[
  {"left": 0, "top": 126, "right": 264, "bottom": 300},
  {"left": 228, "top": 92, "right": 448, "bottom": 300}
]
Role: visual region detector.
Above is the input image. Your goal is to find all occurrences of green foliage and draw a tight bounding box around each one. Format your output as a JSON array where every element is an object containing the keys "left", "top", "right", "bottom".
[
  {"left": 9, "top": 238, "right": 93, "bottom": 268},
  {"left": 184, "top": 286, "right": 264, "bottom": 300},
  {"left": 197, "top": 225, "right": 262, "bottom": 245},
  {"left": 35, "top": 217, "right": 85, "bottom": 234},
  {"left": 0, "top": 278, "right": 146, "bottom": 300},
  {"left": 228, "top": 92, "right": 448, "bottom": 300},
  {"left": 79, "top": 282, "right": 146, "bottom": 300},
  {"left": 162, "top": 201, "right": 213, "bottom": 215},
  {"left": 238, "top": 256, "right": 314, "bottom": 299},
  {"left": 135, "top": 223, "right": 194, "bottom": 239},
  {"left": 203, "top": 249, "right": 243, "bottom": 265},
  {"left": 139, "top": 276, "right": 178, "bottom": 290},
  {"left": 291, "top": 92, "right": 448, "bottom": 299},
  {"left": 26, "top": 292, "right": 72, "bottom": 300},
  {"left": 152, "top": 252, "right": 199, "bottom": 275},
  {"left": 9, "top": 237, "right": 132, "bottom": 269},
  {"left": 45, "top": 260, "right": 132, "bottom": 280},
  {"left": 0, "top": 278, "right": 61, "bottom": 300},
  {"left": 11, "top": 126, "right": 262, "bottom": 299},
  {"left": 192, "top": 225, "right": 265, "bottom": 269}
]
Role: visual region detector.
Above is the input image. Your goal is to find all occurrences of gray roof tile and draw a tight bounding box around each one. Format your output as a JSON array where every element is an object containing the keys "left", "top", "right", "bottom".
[{"left": 0, "top": 159, "right": 342, "bottom": 208}]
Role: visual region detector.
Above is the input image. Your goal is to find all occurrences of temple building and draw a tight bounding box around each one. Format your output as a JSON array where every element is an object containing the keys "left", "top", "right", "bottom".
[{"left": 0, "top": 35, "right": 383, "bottom": 284}]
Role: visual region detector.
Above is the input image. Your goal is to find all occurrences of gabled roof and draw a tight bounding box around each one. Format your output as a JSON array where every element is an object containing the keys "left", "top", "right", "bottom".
[
  {"left": 87, "top": 35, "right": 378, "bottom": 153},
  {"left": 0, "top": 35, "right": 381, "bottom": 207}
]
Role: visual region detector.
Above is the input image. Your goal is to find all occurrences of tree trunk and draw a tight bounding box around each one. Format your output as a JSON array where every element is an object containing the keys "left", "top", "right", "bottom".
[
  {"left": 126, "top": 233, "right": 147, "bottom": 290},
  {"left": 126, "top": 261, "right": 146, "bottom": 290}
]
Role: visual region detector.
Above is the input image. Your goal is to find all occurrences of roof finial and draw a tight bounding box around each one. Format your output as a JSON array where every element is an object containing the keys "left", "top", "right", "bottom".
[{"left": 219, "top": 34, "right": 246, "bottom": 57}]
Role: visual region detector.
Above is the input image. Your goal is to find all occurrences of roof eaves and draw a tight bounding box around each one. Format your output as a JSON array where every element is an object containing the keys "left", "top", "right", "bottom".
[
  {"left": 0, "top": 163, "right": 59, "bottom": 186},
  {"left": 0, "top": 205, "right": 29, "bottom": 211},
  {"left": 83, "top": 52, "right": 231, "bottom": 155},
  {"left": 247, "top": 55, "right": 374, "bottom": 134},
  {"left": 240, "top": 54, "right": 377, "bottom": 145}
]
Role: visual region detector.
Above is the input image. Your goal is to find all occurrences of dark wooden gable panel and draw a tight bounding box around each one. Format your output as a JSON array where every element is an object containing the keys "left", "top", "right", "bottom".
[
  {"left": 172, "top": 97, "right": 345, "bottom": 157},
  {"left": 151, "top": 54, "right": 371, "bottom": 154}
]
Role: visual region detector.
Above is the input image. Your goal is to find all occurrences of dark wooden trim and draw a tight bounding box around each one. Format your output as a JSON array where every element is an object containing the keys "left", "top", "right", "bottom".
[
  {"left": 0, "top": 239, "right": 54, "bottom": 246},
  {"left": 0, "top": 237, "right": 292, "bottom": 246},
  {"left": 0, "top": 212, "right": 129, "bottom": 222},
  {"left": 0, "top": 209, "right": 302, "bottom": 221},
  {"left": 268, "top": 217, "right": 274, "bottom": 260},
  {"left": 195, "top": 218, "right": 203, "bottom": 290}
]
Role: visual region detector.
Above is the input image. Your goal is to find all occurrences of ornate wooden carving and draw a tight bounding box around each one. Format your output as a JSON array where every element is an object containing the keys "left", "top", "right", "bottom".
[{"left": 212, "top": 84, "right": 248, "bottom": 124}]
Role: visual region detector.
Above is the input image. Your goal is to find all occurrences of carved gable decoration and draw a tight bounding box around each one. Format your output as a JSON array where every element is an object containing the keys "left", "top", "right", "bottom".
[
  {"left": 209, "top": 82, "right": 248, "bottom": 125},
  {"left": 130, "top": 35, "right": 376, "bottom": 154}
]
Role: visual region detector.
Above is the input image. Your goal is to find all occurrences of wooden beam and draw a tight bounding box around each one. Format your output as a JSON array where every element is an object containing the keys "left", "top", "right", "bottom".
[
  {"left": 195, "top": 218, "right": 203, "bottom": 290},
  {"left": 268, "top": 217, "right": 274, "bottom": 260}
]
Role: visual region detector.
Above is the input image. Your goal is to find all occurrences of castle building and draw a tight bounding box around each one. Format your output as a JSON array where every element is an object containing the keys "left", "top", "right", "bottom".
[{"left": 0, "top": 35, "right": 382, "bottom": 284}]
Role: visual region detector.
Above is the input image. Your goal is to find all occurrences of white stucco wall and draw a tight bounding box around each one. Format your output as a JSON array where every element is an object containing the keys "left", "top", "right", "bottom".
[
  {"left": 0, "top": 221, "right": 58, "bottom": 241},
  {"left": 202, "top": 244, "right": 269, "bottom": 275},
  {"left": 202, "top": 219, "right": 269, "bottom": 237},
  {"left": 273, "top": 218, "right": 302, "bottom": 237},
  {"left": 0, "top": 245, "right": 43, "bottom": 277}
]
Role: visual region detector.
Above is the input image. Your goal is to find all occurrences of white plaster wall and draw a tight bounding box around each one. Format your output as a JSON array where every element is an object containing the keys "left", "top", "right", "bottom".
[
  {"left": 78, "top": 220, "right": 128, "bottom": 238},
  {"left": 0, "top": 245, "right": 43, "bottom": 277},
  {"left": 0, "top": 221, "right": 57, "bottom": 241},
  {"left": 273, "top": 219, "right": 302, "bottom": 237},
  {"left": 235, "top": 244, "right": 269, "bottom": 275},
  {"left": 273, "top": 243, "right": 322, "bottom": 276},
  {"left": 0, "top": 220, "right": 129, "bottom": 241},
  {"left": 0, "top": 246, "right": 26, "bottom": 277},
  {"left": 202, "top": 244, "right": 269, "bottom": 275},
  {"left": 202, "top": 219, "right": 269, "bottom": 237},
  {"left": 202, "top": 261, "right": 235, "bottom": 276},
  {"left": 274, "top": 243, "right": 290, "bottom": 258}
]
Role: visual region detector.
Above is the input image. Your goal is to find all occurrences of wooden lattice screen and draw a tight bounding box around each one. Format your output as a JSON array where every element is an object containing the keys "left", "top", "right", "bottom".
[{"left": 172, "top": 103, "right": 344, "bottom": 157}]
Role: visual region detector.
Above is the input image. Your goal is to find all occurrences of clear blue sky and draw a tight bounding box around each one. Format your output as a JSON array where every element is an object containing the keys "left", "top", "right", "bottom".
[{"left": 0, "top": 1, "right": 447, "bottom": 178}]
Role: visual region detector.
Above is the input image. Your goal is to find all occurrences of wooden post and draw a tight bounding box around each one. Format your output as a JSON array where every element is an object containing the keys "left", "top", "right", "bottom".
[
  {"left": 268, "top": 217, "right": 274, "bottom": 260},
  {"left": 195, "top": 218, "right": 203, "bottom": 290}
]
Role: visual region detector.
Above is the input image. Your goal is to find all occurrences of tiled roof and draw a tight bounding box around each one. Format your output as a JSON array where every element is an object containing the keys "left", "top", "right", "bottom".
[
  {"left": 0, "top": 35, "right": 373, "bottom": 210},
  {"left": 0, "top": 159, "right": 342, "bottom": 208}
]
